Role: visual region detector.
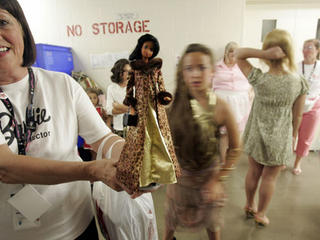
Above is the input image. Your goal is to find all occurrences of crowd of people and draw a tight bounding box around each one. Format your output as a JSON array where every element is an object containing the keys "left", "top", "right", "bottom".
[{"left": 0, "top": 0, "right": 319, "bottom": 240}]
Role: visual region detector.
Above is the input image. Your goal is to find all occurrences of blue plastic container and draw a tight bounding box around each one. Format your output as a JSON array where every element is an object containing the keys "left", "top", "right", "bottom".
[
  {"left": 34, "top": 43, "right": 74, "bottom": 75},
  {"left": 77, "top": 136, "right": 84, "bottom": 148}
]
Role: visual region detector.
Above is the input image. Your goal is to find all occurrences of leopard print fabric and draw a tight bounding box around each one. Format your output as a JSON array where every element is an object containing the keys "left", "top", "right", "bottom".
[{"left": 116, "top": 58, "right": 180, "bottom": 193}]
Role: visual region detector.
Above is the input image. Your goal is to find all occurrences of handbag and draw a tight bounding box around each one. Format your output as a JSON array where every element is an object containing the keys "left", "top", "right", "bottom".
[{"left": 123, "top": 112, "right": 138, "bottom": 126}]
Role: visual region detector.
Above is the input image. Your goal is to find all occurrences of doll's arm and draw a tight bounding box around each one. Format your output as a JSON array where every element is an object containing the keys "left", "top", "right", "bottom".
[
  {"left": 156, "top": 70, "right": 172, "bottom": 105},
  {"left": 123, "top": 72, "right": 137, "bottom": 108}
]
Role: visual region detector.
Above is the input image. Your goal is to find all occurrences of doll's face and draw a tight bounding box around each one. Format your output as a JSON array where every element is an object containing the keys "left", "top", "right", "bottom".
[
  {"left": 88, "top": 92, "right": 99, "bottom": 106},
  {"left": 182, "top": 52, "right": 214, "bottom": 94},
  {"left": 141, "top": 41, "right": 154, "bottom": 60}
]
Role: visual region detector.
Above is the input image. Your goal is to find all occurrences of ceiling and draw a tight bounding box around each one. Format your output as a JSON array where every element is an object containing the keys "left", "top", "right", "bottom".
[{"left": 247, "top": 0, "right": 320, "bottom": 4}]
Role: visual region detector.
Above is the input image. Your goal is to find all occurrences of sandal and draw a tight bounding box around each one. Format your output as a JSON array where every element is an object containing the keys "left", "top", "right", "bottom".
[
  {"left": 244, "top": 206, "right": 257, "bottom": 219},
  {"left": 292, "top": 168, "right": 302, "bottom": 175},
  {"left": 254, "top": 215, "right": 269, "bottom": 227}
]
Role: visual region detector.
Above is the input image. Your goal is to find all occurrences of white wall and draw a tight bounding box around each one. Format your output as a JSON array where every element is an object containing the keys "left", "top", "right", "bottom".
[
  {"left": 243, "top": 3, "right": 320, "bottom": 67},
  {"left": 243, "top": 2, "right": 320, "bottom": 150},
  {"left": 18, "top": 0, "right": 245, "bottom": 93}
]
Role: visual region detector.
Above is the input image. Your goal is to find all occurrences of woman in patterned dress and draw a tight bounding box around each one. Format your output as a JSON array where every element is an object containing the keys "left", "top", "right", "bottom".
[{"left": 236, "top": 29, "right": 308, "bottom": 226}]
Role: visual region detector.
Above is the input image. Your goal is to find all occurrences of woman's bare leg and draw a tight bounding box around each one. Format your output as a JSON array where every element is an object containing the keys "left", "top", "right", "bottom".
[
  {"left": 245, "top": 156, "right": 263, "bottom": 209},
  {"left": 256, "top": 165, "right": 282, "bottom": 221}
]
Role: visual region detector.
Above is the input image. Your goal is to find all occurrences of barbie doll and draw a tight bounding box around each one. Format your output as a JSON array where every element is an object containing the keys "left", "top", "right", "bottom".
[{"left": 116, "top": 34, "right": 180, "bottom": 193}]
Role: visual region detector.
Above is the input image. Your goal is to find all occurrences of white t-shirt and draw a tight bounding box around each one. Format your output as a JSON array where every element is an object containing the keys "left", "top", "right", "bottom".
[
  {"left": 0, "top": 67, "right": 110, "bottom": 240},
  {"left": 106, "top": 82, "right": 127, "bottom": 131},
  {"left": 298, "top": 60, "right": 320, "bottom": 99}
]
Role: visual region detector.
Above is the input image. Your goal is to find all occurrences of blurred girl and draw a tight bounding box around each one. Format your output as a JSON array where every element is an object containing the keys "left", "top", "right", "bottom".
[{"left": 164, "top": 43, "right": 241, "bottom": 240}]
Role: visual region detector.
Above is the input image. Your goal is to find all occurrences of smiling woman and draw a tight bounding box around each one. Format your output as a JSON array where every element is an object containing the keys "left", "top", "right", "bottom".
[
  {"left": 0, "top": 7, "right": 29, "bottom": 83},
  {"left": 0, "top": 1, "right": 127, "bottom": 239}
]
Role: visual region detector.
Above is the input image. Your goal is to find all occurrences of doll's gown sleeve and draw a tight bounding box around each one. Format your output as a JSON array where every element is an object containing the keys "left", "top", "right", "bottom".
[{"left": 116, "top": 58, "right": 179, "bottom": 192}]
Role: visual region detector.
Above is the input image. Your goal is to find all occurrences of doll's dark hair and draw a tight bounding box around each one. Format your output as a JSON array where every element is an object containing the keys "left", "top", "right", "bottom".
[
  {"left": 168, "top": 43, "right": 216, "bottom": 170},
  {"left": 111, "top": 59, "right": 130, "bottom": 84},
  {"left": 129, "top": 34, "right": 160, "bottom": 61}
]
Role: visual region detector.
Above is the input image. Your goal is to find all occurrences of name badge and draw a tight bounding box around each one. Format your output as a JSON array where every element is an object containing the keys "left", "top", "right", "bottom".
[{"left": 8, "top": 185, "right": 52, "bottom": 230}]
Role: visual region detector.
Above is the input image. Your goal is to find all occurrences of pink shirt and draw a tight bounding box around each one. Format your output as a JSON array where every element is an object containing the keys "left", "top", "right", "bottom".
[{"left": 212, "top": 59, "right": 251, "bottom": 91}]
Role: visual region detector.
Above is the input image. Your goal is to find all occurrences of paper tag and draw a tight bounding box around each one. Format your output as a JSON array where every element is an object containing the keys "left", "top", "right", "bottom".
[
  {"left": 12, "top": 210, "right": 41, "bottom": 231},
  {"left": 8, "top": 185, "right": 52, "bottom": 223}
]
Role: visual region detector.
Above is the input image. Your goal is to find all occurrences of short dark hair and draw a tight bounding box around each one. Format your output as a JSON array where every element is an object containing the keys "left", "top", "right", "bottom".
[
  {"left": 0, "top": 0, "right": 36, "bottom": 67},
  {"left": 110, "top": 59, "right": 130, "bottom": 84},
  {"left": 129, "top": 34, "right": 160, "bottom": 61}
]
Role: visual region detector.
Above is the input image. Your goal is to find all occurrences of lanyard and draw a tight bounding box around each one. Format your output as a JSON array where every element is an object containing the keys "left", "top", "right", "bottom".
[
  {"left": 302, "top": 61, "right": 317, "bottom": 83},
  {"left": 0, "top": 67, "right": 36, "bottom": 155}
]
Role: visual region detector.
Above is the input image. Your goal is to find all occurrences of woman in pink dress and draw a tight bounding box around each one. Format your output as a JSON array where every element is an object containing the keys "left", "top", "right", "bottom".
[{"left": 212, "top": 42, "right": 253, "bottom": 164}]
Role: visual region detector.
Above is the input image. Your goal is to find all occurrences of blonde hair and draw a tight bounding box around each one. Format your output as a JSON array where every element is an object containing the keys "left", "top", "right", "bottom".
[
  {"left": 304, "top": 39, "right": 320, "bottom": 60},
  {"left": 262, "top": 29, "right": 296, "bottom": 72},
  {"left": 224, "top": 41, "right": 238, "bottom": 55},
  {"left": 224, "top": 41, "right": 238, "bottom": 63}
]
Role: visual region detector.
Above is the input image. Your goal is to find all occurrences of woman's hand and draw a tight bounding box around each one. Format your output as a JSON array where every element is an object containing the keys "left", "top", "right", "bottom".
[
  {"left": 202, "top": 180, "right": 225, "bottom": 204},
  {"left": 292, "top": 136, "right": 297, "bottom": 152},
  {"left": 264, "top": 46, "right": 286, "bottom": 60},
  {"left": 88, "top": 159, "right": 124, "bottom": 192},
  {"left": 164, "top": 96, "right": 172, "bottom": 102}
]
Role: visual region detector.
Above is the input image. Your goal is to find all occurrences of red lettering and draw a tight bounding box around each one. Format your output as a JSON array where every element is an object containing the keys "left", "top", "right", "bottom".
[
  {"left": 133, "top": 21, "right": 142, "bottom": 33},
  {"left": 100, "top": 22, "right": 107, "bottom": 34},
  {"left": 125, "top": 21, "right": 133, "bottom": 33},
  {"left": 67, "top": 25, "right": 82, "bottom": 37},
  {"left": 75, "top": 25, "right": 82, "bottom": 36},
  {"left": 108, "top": 22, "right": 115, "bottom": 34},
  {"left": 143, "top": 20, "right": 150, "bottom": 32},
  {"left": 67, "top": 25, "right": 75, "bottom": 37},
  {"left": 92, "top": 23, "right": 99, "bottom": 35},
  {"left": 116, "top": 21, "right": 124, "bottom": 33}
]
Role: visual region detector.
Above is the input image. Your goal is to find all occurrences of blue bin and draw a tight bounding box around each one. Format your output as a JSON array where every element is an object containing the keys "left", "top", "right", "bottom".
[
  {"left": 34, "top": 44, "right": 74, "bottom": 75},
  {"left": 77, "top": 136, "right": 84, "bottom": 148}
]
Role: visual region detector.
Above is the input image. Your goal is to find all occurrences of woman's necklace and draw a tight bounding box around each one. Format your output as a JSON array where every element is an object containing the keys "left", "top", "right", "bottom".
[{"left": 302, "top": 61, "right": 317, "bottom": 83}]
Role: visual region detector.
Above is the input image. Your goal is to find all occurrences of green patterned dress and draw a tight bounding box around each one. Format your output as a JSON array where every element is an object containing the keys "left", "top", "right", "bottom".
[{"left": 243, "top": 67, "right": 308, "bottom": 166}]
